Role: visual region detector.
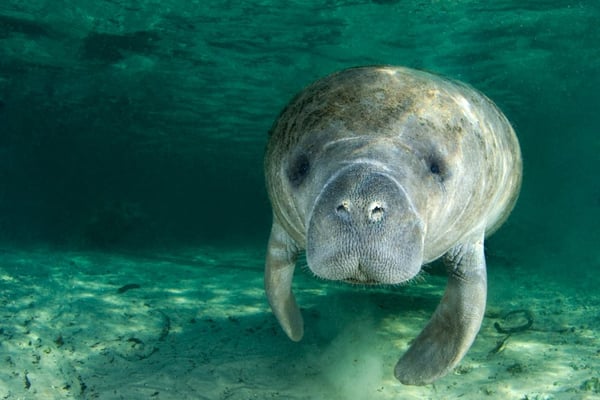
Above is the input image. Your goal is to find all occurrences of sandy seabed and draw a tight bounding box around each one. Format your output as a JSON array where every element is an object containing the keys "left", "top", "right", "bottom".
[{"left": 0, "top": 245, "right": 598, "bottom": 400}]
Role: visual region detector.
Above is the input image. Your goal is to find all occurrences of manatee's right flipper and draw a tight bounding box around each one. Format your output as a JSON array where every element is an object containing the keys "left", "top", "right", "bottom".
[
  {"left": 394, "top": 235, "right": 487, "bottom": 385},
  {"left": 264, "top": 220, "right": 303, "bottom": 341}
]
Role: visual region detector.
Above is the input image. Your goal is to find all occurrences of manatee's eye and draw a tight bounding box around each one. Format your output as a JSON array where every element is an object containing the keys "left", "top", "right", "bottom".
[
  {"left": 287, "top": 153, "right": 310, "bottom": 187},
  {"left": 426, "top": 154, "right": 449, "bottom": 183}
]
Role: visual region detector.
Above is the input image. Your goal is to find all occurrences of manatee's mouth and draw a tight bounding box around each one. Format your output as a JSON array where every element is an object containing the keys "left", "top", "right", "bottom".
[
  {"left": 344, "top": 278, "right": 379, "bottom": 285},
  {"left": 341, "top": 263, "right": 384, "bottom": 285}
]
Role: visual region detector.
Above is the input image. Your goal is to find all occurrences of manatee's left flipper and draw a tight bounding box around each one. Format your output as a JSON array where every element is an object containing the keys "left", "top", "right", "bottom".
[
  {"left": 264, "top": 219, "right": 303, "bottom": 341},
  {"left": 395, "top": 235, "right": 487, "bottom": 385}
]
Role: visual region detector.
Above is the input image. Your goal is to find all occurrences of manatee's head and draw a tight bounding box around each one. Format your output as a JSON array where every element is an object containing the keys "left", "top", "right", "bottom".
[
  {"left": 304, "top": 159, "right": 425, "bottom": 285},
  {"left": 265, "top": 67, "right": 442, "bottom": 285}
]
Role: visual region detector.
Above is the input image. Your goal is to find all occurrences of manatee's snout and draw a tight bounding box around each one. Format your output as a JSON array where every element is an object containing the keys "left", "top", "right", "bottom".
[{"left": 306, "top": 165, "right": 425, "bottom": 284}]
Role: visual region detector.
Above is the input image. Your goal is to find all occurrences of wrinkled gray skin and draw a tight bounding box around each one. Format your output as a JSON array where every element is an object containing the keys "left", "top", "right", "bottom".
[{"left": 264, "top": 66, "right": 522, "bottom": 385}]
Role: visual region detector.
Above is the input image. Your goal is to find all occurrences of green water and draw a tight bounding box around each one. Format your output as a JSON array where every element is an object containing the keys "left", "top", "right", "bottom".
[
  {"left": 0, "top": 1, "right": 599, "bottom": 399},
  {"left": 1, "top": 1, "right": 598, "bottom": 255}
]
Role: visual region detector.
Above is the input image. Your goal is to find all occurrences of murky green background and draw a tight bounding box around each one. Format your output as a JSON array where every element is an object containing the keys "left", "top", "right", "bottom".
[{"left": 0, "top": 1, "right": 598, "bottom": 270}]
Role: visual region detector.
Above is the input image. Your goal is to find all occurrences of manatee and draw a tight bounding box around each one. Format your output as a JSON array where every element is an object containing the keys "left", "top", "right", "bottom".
[{"left": 263, "top": 66, "right": 522, "bottom": 385}]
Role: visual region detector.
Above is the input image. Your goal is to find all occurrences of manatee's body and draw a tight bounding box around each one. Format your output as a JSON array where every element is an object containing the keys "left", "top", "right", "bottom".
[{"left": 263, "top": 66, "right": 522, "bottom": 385}]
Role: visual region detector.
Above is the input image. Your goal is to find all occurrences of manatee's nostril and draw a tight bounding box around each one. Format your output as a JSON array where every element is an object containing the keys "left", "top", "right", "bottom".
[
  {"left": 368, "top": 201, "right": 385, "bottom": 222},
  {"left": 336, "top": 200, "right": 351, "bottom": 216}
]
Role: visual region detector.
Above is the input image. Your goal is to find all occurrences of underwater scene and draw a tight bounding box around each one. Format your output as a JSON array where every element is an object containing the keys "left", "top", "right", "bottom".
[{"left": 0, "top": 1, "right": 599, "bottom": 399}]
